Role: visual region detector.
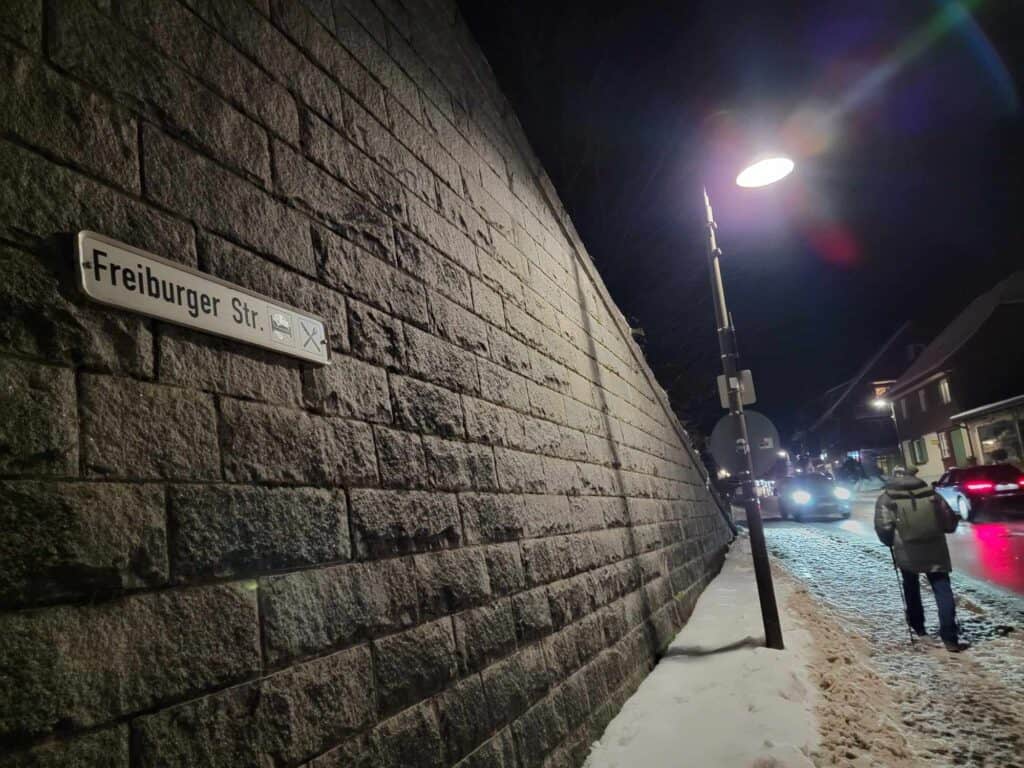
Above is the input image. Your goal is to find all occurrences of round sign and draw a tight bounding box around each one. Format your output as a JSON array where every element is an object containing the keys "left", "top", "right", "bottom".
[{"left": 709, "top": 410, "right": 780, "bottom": 477}]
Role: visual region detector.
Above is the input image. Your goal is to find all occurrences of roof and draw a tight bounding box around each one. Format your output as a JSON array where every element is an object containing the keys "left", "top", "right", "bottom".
[
  {"left": 951, "top": 394, "right": 1024, "bottom": 422},
  {"left": 888, "top": 271, "right": 1024, "bottom": 399},
  {"left": 808, "top": 322, "right": 910, "bottom": 432}
]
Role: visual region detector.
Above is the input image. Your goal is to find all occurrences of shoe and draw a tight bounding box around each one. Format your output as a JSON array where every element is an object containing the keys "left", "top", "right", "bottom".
[
  {"left": 943, "top": 639, "right": 970, "bottom": 653},
  {"left": 911, "top": 626, "right": 927, "bottom": 637}
]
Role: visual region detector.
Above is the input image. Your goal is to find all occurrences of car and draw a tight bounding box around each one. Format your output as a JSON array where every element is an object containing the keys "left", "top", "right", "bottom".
[
  {"left": 933, "top": 463, "right": 1024, "bottom": 521},
  {"left": 777, "top": 473, "right": 852, "bottom": 521}
]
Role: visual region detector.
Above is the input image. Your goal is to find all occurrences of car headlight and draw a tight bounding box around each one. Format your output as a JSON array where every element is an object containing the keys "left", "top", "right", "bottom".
[
  {"left": 833, "top": 487, "right": 851, "bottom": 501},
  {"left": 791, "top": 490, "right": 812, "bottom": 505}
]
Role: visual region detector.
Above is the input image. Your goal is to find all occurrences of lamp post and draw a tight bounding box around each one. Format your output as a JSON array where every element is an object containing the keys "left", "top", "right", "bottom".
[{"left": 702, "top": 155, "right": 793, "bottom": 651}]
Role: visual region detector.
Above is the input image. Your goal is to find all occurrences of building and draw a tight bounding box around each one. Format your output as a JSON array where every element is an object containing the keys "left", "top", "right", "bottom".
[
  {"left": 803, "top": 323, "right": 922, "bottom": 476},
  {"left": 951, "top": 395, "right": 1024, "bottom": 467},
  {"left": 886, "top": 272, "right": 1024, "bottom": 479}
]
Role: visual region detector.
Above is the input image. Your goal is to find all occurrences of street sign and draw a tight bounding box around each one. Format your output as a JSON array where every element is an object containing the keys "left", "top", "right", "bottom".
[
  {"left": 717, "top": 369, "right": 756, "bottom": 409},
  {"left": 709, "top": 409, "right": 780, "bottom": 477},
  {"left": 76, "top": 231, "right": 329, "bottom": 364}
]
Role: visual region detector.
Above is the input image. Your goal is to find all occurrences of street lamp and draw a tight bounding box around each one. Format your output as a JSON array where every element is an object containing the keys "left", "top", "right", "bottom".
[
  {"left": 872, "top": 398, "right": 903, "bottom": 468},
  {"left": 702, "top": 155, "right": 793, "bottom": 651}
]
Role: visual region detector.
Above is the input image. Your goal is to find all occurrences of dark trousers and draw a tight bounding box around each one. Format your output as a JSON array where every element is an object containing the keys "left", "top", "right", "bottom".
[{"left": 901, "top": 569, "right": 958, "bottom": 642}]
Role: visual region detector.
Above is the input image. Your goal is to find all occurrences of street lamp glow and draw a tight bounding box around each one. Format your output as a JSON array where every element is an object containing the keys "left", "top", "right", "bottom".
[
  {"left": 871, "top": 398, "right": 890, "bottom": 410},
  {"left": 735, "top": 156, "right": 795, "bottom": 188}
]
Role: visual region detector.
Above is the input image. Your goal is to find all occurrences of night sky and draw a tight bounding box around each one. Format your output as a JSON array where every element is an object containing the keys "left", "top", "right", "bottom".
[{"left": 460, "top": 1, "right": 1024, "bottom": 442}]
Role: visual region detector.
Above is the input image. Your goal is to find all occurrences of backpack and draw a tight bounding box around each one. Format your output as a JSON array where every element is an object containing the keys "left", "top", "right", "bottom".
[{"left": 887, "top": 485, "right": 943, "bottom": 541}]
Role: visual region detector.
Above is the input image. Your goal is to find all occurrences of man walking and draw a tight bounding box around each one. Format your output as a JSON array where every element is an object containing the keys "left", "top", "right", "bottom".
[{"left": 874, "top": 467, "right": 969, "bottom": 652}]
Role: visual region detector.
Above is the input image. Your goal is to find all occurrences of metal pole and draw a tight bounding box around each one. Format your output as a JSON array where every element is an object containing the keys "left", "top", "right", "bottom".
[{"left": 703, "top": 188, "right": 784, "bottom": 650}]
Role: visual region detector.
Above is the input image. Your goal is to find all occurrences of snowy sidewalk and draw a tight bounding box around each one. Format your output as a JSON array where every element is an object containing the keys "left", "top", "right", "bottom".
[{"left": 585, "top": 537, "right": 820, "bottom": 768}]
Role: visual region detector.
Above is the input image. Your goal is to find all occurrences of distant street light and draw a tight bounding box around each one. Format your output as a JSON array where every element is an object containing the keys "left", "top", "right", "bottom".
[
  {"left": 702, "top": 156, "right": 794, "bottom": 651},
  {"left": 872, "top": 398, "right": 903, "bottom": 467}
]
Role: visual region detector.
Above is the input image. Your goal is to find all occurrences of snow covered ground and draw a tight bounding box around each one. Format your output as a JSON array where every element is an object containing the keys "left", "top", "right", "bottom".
[
  {"left": 584, "top": 537, "right": 821, "bottom": 768},
  {"left": 585, "top": 529, "right": 1024, "bottom": 768}
]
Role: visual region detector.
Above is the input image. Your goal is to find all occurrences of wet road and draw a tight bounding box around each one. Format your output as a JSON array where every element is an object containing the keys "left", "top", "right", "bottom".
[{"left": 762, "top": 501, "right": 1024, "bottom": 767}]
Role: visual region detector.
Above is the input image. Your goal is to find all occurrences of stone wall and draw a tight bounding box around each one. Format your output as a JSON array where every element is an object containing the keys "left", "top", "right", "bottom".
[{"left": 0, "top": 0, "right": 733, "bottom": 765}]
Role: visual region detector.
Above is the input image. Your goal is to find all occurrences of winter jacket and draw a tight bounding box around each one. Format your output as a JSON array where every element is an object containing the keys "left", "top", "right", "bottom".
[{"left": 874, "top": 476, "right": 958, "bottom": 573}]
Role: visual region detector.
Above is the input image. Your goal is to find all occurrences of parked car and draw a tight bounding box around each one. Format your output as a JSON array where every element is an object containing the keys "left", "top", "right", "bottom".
[
  {"left": 777, "top": 473, "right": 852, "bottom": 521},
  {"left": 933, "top": 464, "right": 1024, "bottom": 521}
]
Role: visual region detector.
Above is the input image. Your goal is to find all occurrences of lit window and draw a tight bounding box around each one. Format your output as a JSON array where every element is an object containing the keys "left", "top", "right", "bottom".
[
  {"left": 918, "top": 389, "right": 927, "bottom": 412},
  {"left": 939, "top": 378, "right": 951, "bottom": 405},
  {"left": 938, "top": 431, "right": 951, "bottom": 459},
  {"left": 900, "top": 398, "right": 908, "bottom": 419},
  {"left": 962, "top": 427, "right": 974, "bottom": 457}
]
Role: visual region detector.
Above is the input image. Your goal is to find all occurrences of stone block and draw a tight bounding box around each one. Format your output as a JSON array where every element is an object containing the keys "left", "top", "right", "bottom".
[
  {"left": 348, "top": 300, "right": 405, "bottom": 368},
  {"left": 511, "top": 587, "right": 554, "bottom": 642},
  {"left": 391, "top": 375, "right": 465, "bottom": 438},
  {"left": 478, "top": 359, "right": 530, "bottom": 412},
  {"left": 374, "top": 425, "right": 426, "bottom": 488},
  {"left": 493, "top": 447, "right": 545, "bottom": 493},
  {"left": 274, "top": 142, "right": 393, "bottom": 261},
  {"left": 521, "top": 494, "right": 572, "bottom": 538},
  {"left": 544, "top": 457, "right": 583, "bottom": 495},
  {"left": 50, "top": 0, "right": 269, "bottom": 183},
  {"left": 349, "top": 489, "right": 460, "bottom": 557},
  {"left": 369, "top": 701, "right": 444, "bottom": 768},
  {"left": 486, "top": 326, "right": 531, "bottom": 375},
  {"left": 527, "top": 382, "right": 565, "bottom": 423},
  {"left": 463, "top": 397, "right": 526, "bottom": 448},
  {"left": 423, "top": 437, "right": 497, "bottom": 491},
  {"left": 0, "top": 245, "right": 154, "bottom": 376},
  {"left": 1, "top": 725, "right": 128, "bottom": 767},
  {"left": 452, "top": 729, "right": 518, "bottom": 768},
  {"left": 452, "top": 599, "right": 516, "bottom": 673},
  {"left": 302, "top": 353, "right": 392, "bottom": 422},
  {"left": 313, "top": 226, "right": 425, "bottom": 322},
  {"left": 261, "top": 557, "right": 416, "bottom": 665},
  {"left": 0, "top": 140, "right": 194, "bottom": 263},
  {"left": 470, "top": 276, "right": 505, "bottom": 327},
  {"left": 414, "top": 548, "right": 492, "bottom": 618},
  {"left": 168, "top": 485, "right": 348, "bottom": 582},
  {"left": 159, "top": 325, "right": 303, "bottom": 406},
  {"left": 143, "top": 127, "right": 312, "bottom": 274},
  {"left": 133, "top": 645, "right": 373, "bottom": 767},
  {"left": 435, "top": 675, "right": 491, "bottom": 763},
  {"left": 268, "top": 0, "right": 386, "bottom": 121},
  {"left": 511, "top": 696, "right": 567, "bottom": 768},
  {"left": 0, "top": 358, "right": 77, "bottom": 476},
  {"left": 0, "top": 481, "right": 166, "bottom": 606},
  {"left": 484, "top": 542, "right": 526, "bottom": 596},
  {"left": 184, "top": 0, "right": 345, "bottom": 125},
  {"left": 394, "top": 227, "right": 473, "bottom": 309},
  {"left": 118, "top": 0, "right": 300, "bottom": 142},
  {"left": 0, "top": 584, "right": 260, "bottom": 739},
  {"left": 0, "top": 0, "right": 41, "bottom": 49},
  {"left": 459, "top": 495, "right": 526, "bottom": 551},
  {"left": 522, "top": 416, "right": 562, "bottom": 456},
  {"left": 481, "top": 645, "right": 551, "bottom": 729},
  {"left": 302, "top": 111, "right": 407, "bottom": 219},
  {"left": 429, "top": 290, "right": 489, "bottom": 355},
  {"left": 372, "top": 618, "right": 456, "bottom": 715},
  {"left": 0, "top": 42, "right": 137, "bottom": 191},
  {"left": 404, "top": 323, "right": 480, "bottom": 395},
  {"left": 220, "top": 399, "right": 377, "bottom": 486},
  {"left": 80, "top": 374, "right": 219, "bottom": 480}
]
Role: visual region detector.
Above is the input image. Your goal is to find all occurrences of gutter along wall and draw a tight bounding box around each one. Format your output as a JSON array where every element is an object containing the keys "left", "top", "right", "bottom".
[{"left": 0, "top": 1, "right": 733, "bottom": 765}]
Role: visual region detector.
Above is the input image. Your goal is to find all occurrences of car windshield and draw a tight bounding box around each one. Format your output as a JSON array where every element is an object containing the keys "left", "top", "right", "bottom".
[{"left": 964, "top": 464, "right": 1021, "bottom": 482}]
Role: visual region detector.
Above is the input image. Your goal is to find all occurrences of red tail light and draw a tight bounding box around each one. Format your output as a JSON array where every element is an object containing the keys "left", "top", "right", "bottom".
[{"left": 965, "top": 481, "right": 994, "bottom": 494}]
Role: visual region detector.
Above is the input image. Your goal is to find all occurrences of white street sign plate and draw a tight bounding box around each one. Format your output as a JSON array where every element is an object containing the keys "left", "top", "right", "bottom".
[{"left": 76, "top": 231, "right": 329, "bottom": 364}]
